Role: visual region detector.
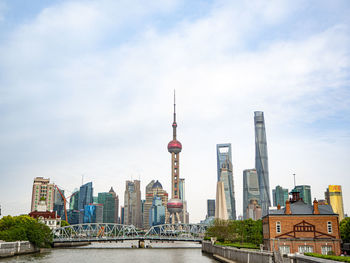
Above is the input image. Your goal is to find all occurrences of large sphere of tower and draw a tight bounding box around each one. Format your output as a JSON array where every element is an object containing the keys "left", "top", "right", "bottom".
[
  {"left": 167, "top": 140, "right": 182, "bottom": 154},
  {"left": 167, "top": 198, "right": 183, "bottom": 214}
]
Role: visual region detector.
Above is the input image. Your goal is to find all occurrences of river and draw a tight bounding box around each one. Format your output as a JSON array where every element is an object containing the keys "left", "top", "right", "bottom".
[{"left": 0, "top": 242, "right": 218, "bottom": 263}]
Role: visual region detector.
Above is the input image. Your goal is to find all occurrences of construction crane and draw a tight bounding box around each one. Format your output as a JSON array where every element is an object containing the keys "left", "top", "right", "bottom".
[{"left": 54, "top": 185, "right": 78, "bottom": 222}]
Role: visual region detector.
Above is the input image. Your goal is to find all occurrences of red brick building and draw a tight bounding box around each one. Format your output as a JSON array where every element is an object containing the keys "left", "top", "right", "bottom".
[{"left": 262, "top": 191, "right": 341, "bottom": 255}]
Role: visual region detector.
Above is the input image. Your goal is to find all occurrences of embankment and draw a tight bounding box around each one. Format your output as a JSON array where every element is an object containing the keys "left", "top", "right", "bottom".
[{"left": 0, "top": 241, "right": 39, "bottom": 258}]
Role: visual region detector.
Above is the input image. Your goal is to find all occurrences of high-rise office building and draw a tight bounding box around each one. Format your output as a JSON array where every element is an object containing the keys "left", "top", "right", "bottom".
[
  {"left": 109, "top": 187, "right": 119, "bottom": 223},
  {"left": 292, "top": 185, "right": 311, "bottom": 205},
  {"left": 167, "top": 92, "right": 184, "bottom": 224},
  {"left": 207, "top": 199, "right": 215, "bottom": 218},
  {"left": 84, "top": 204, "right": 103, "bottom": 223},
  {"left": 69, "top": 190, "right": 79, "bottom": 210},
  {"left": 243, "top": 169, "right": 260, "bottom": 219},
  {"left": 98, "top": 192, "right": 116, "bottom": 223},
  {"left": 120, "top": 206, "right": 124, "bottom": 224},
  {"left": 179, "top": 178, "right": 189, "bottom": 223},
  {"left": 67, "top": 210, "right": 79, "bottom": 225},
  {"left": 325, "top": 185, "right": 344, "bottom": 222},
  {"left": 124, "top": 180, "right": 142, "bottom": 227},
  {"left": 143, "top": 180, "right": 155, "bottom": 227},
  {"left": 216, "top": 144, "right": 236, "bottom": 220},
  {"left": 149, "top": 196, "right": 166, "bottom": 226},
  {"left": 143, "top": 180, "right": 169, "bottom": 228},
  {"left": 31, "top": 177, "right": 55, "bottom": 212},
  {"left": 53, "top": 187, "right": 65, "bottom": 220},
  {"left": 216, "top": 144, "right": 233, "bottom": 181},
  {"left": 78, "top": 182, "right": 93, "bottom": 223},
  {"left": 272, "top": 185, "right": 289, "bottom": 207},
  {"left": 254, "top": 111, "right": 271, "bottom": 216}
]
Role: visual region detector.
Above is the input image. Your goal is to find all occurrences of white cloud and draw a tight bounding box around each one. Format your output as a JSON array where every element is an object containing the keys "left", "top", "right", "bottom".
[{"left": 0, "top": 0, "right": 349, "bottom": 222}]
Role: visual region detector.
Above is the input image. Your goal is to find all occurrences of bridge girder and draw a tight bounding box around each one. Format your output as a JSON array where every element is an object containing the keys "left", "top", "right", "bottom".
[{"left": 53, "top": 223, "right": 207, "bottom": 243}]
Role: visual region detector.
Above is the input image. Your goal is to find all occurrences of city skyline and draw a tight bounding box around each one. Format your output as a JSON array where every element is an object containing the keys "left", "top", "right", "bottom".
[{"left": 0, "top": 1, "right": 350, "bottom": 223}]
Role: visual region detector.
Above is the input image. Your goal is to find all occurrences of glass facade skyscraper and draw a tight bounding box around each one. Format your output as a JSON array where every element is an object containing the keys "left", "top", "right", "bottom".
[
  {"left": 98, "top": 192, "right": 116, "bottom": 223},
  {"left": 272, "top": 185, "right": 289, "bottom": 207},
  {"left": 292, "top": 185, "right": 311, "bottom": 205},
  {"left": 53, "top": 187, "right": 65, "bottom": 220},
  {"left": 254, "top": 112, "right": 271, "bottom": 216},
  {"left": 207, "top": 199, "right": 215, "bottom": 218},
  {"left": 149, "top": 196, "right": 166, "bottom": 226},
  {"left": 83, "top": 204, "right": 103, "bottom": 223},
  {"left": 216, "top": 143, "right": 236, "bottom": 220},
  {"left": 243, "top": 169, "right": 260, "bottom": 219},
  {"left": 78, "top": 182, "right": 93, "bottom": 223}
]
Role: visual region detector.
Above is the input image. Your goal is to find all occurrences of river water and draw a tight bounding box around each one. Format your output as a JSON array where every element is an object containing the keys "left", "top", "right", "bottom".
[{"left": 0, "top": 242, "right": 218, "bottom": 263}]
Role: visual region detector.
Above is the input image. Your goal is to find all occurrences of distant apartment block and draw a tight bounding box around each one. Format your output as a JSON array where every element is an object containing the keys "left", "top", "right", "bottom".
[{"left": 31, "top": 177, "right": 55, "bottom": 212}]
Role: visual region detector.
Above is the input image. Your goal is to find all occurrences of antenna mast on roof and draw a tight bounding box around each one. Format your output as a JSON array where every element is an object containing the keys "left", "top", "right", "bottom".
[{"left": 293, "top": 173, "right": 296, "bottom": 187}]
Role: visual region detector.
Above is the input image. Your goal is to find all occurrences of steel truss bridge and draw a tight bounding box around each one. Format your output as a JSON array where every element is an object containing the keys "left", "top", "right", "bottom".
[{"left": 52, "top": 223, "right": 207, "bottom": 243}]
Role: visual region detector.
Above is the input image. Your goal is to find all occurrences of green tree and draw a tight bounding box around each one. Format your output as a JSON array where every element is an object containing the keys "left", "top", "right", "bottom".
[
  {"left": 60, "top": 220, "right": 69, "bottom": 227},
  {"left": 205, "top": 219, "right": 263, "bottom": 246},
  {"left": 0, "top": 215, "right": 53, "bottom": 248},
  {"left": 340, "top": 217, "right": 350, "bottom": 243}
]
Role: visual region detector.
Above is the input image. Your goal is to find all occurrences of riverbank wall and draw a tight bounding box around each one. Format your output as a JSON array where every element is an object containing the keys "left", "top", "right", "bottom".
[
  {"left": 202, "top": 241, "right": 273, "bottom": 263},
  {"left": 0, "top": 241, "right": 39, "bottom": 258},
  {"left": 53, "top": 242, "right": 91, "bottom": 248},
  {"left": 202, "top": 241, "right": 341, "bottom": 263}
]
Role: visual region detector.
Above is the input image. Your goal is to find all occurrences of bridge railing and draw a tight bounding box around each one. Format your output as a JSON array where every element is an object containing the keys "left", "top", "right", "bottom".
[{"left": 53, "top": 223, "right": 207, "bottom": 242}]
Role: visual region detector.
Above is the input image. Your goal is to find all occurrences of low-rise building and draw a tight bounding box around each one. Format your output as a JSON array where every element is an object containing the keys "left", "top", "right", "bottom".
[
  {"left": 262, "top": 190, "right": 341, "bottom": 255},
  {"left": 29, "top": 200, "right": 61, "bottom": 230}
]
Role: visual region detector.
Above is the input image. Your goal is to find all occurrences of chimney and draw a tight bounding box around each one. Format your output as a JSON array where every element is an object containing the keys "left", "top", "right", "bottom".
[
  {"left": 285, "top": 200, "right": 292, "bottom": 215},
  {"left": 313, "top": 199, "right": 320, "bottom": 214},
  {"left": 277, "top": 204, "right": 281, "bottom": 210}
]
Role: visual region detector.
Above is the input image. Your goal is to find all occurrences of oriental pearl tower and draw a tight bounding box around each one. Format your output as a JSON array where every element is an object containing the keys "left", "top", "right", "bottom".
[{"left": 166, "top": 91, "right": 183, "bottom": 224}]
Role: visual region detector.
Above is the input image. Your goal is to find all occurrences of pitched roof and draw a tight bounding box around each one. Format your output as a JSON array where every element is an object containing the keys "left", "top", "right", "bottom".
[{"left": 269, "top": 200, "right": 335, "bottom": 215}]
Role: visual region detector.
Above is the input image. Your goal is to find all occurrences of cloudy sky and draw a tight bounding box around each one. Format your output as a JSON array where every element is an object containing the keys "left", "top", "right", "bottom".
[{"left": 0, "top": 0, "right": 349, "bottom": 223}]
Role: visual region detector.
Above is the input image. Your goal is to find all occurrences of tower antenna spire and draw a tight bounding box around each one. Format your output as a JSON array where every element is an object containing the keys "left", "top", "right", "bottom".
[
  {"left": 173, "top": 89, "right": 176, "bottom": 123},
  {"left": 172, "top": 89, "right": 177, "bottom": 140}
]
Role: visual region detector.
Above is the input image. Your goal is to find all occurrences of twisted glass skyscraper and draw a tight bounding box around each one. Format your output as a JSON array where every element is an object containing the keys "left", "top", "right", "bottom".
[{"left": 254, "top": 112, "right": 271, "bottom": 216}]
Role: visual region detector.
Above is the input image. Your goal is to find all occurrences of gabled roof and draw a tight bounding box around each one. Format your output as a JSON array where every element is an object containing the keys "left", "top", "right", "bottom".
[{"left": 269, "top": 200, "right": 336, "bottom": 215}]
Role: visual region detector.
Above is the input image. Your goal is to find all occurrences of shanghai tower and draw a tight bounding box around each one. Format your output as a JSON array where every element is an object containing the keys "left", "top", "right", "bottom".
[{"left": 254, "top": 111, "right": 271, "bottom": 216}]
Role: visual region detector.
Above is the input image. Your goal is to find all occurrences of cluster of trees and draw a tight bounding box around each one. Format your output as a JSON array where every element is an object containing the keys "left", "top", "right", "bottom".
[
  {"left": 0, "top": 215, "right": 52, "bottom": 248},
  {"left": 340, "top": 217, "right": 350, "bottom": 243},
  {"left": 205, "top": 218, "right": 263, "bottom": 245}
]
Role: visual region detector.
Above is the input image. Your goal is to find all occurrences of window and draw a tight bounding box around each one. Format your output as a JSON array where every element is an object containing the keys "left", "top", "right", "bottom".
[
  {"left": 321, "top": 246, "right": 333, "bottom": 255},
  {"left": 298, "top": 246, "right": 313, "bottom": 253},
  {"left": 327, "top": 222, "right": 332, "bottom": 233},
  {"left": 279, "top": 246, "right": 290, "bottom": 255},
  {"left": 276, "top": 221, "right": 281, "bottom": 233}
]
